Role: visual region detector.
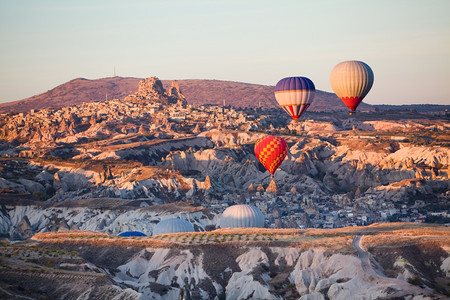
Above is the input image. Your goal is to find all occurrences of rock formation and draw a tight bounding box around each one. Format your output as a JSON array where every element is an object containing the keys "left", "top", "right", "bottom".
[
  {"left": 167, "top": 80, "right": 187, "bottom": 107},
  {"left": 192, "top": 123, "right": 201, "bottom": 134},
  {"left": 266, "top": 180, "right": 278, "bottom": 194},
  {"left": 11, "top": 215, "right": 33, "bottom": 240},
  {"left": 203, "top": 175, "right": 212, "bottom": 190},
  {"left": 124, "top": 77, "right": 186, "bottom": 105},
  {"left": 136, "top": 77, "right": 165, "bottom": 100},
  {"left": 256, "top": 184, "right": 265, "bottom": 193}
]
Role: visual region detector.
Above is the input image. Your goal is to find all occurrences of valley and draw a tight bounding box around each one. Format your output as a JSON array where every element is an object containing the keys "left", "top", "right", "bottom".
[{"left": 0, "top": 76, "right": 449, "bottom": 299}]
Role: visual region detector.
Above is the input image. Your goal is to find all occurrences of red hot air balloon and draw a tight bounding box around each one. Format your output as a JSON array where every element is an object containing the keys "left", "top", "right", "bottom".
[
  {"left": 254, "top": 135, "right": 288, "bottom": 177},
  {"left": 329, "top": 60, "right": 374, "bottom": 114},
  {"left": 274, "top": 77, "right": 316, "bottom": 121}
]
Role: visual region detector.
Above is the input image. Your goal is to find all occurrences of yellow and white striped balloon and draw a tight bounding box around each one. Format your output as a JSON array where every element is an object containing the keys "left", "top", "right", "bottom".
[{"left": 329, "top": 60, "right": 374, "bottom": 112}]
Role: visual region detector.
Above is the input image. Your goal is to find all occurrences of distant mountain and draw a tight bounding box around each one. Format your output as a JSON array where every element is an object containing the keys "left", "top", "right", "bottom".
[
  {"left": 0, "top": 76, "right": 374, "bottom": 113},
  {"left": 374, "top": 104, "right": 450, "bottom": 112},
  {"left": 0, "top": 77, "right": 141, "bottom": 114},
  {"left": 160, "top": 79, "right": 370, "bottom": 112}
]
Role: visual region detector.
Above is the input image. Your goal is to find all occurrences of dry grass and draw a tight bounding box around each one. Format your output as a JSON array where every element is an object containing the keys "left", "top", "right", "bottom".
[
  {"left": 340, "top": 139, "right": 393, "bottom": 153},
  {"left": 358, "top": 223, "right": 449, "bottom": 250},
  {"left": 33, "top": 231, "right": 109, "bottom": 239},
  {"left": 291, "top": 236, "right": 354, "bottom": 252},
  {"left": 357, "top": 223, "right": 449, "bottom": 253},
  {"left": 362, "top": 235, "right": 449, "bottom": 250},
  {"left": 210, "top": 228, "right": 303, "bottom": 236},
  {"left": 141, "top": 202, "right": 204, "bottom": 213},
  {"left": 34, "top": 157, "right": 142, "bottom": 174},
  {"left": 31, "top": 223, "right": 449, "bottom": 252},
  {"left": 33, "top": 231, "right": 172, "bottom": 248},
  {"left": 362, "top": 229, "right": 450, "bottom": 251}
]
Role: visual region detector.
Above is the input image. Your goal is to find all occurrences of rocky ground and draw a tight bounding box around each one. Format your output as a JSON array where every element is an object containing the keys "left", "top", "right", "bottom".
[
  {"left": 0, "top": 223, "right": 448, "bottom": 299},
  {"left": 0, "top": 78, "right": 447, "bottom": 208},
  {"left": 1, "top": 122, "right": 448, "bottom": 239},
  {"left": 0, "top": 77, "right": 449, "bottom": 299}
]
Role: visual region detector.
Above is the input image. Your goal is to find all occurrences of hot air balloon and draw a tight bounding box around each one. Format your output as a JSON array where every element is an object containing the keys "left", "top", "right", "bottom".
[
  {"left": 254, "top": 135, "right": 288, "bottom": 177},
  {"left": 274, "top": 76, "right": 316, "bottom": 121},
  {"left": 118, "top": 231, "right": 147, "bottom": 237},
  {"left": 152, "top": 218, "right": 194, "bottom": 235},
  {"left": 329, "top": 60, "right": 374, "bottom": 114},
  {"left": 219, "top": 205, "right": 264, "bottom": 228}
]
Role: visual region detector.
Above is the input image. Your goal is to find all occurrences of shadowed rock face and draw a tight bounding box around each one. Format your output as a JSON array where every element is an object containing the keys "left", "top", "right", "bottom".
[
  {"left": 0, "top": 200, "right": 213, "bottom": 240},
  {"left": 3, "top": 224, "right": 447, "bottom": 300},
  {"left": 11, "top": 215, "right": 33, "bottom": 240}
]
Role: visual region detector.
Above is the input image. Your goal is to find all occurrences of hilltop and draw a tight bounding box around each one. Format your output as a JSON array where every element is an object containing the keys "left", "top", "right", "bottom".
[{"left": 0, "top": 76, "right": 374, "bottom": 113}]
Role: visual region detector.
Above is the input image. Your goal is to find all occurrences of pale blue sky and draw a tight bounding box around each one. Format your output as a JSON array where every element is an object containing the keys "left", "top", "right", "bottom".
[{"left": 1, "top": 0, "right": 449, "bottom": 105}]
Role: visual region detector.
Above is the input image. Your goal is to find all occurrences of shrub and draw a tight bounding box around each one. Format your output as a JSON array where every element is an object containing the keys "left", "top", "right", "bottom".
[
  {"left": 408, "top": 275, "right": 422, "bottom": 286},
  {"left": 33, "top": 190, "right": 49, "bottom": 201}
]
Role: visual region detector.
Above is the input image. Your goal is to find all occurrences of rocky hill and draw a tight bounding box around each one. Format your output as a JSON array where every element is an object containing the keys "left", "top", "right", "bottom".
[
  {"left": 0, "top": 77, "right": 140, "bottom": 113},
  {"left": 0, "top": 223, "right": 448, "bottom": 299},
  {"left": 0, "top": 76, "right": 374, "bottom": 113},
  {"left": 374, "top": 104, "right": 450, "bottom": 112}
]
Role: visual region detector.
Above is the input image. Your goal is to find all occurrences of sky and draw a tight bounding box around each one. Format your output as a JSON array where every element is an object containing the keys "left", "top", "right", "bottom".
[{"left": 1, "top": 0, "right": 449, "bottom": 105}]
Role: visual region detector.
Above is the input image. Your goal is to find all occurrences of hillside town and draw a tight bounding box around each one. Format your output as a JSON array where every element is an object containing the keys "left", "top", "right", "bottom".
[
  {"left": 0, "top": 78, "right": 267, "bottom": 150},
  {"left": 202, "top": 180, "right": 450, "bottom": 229}
]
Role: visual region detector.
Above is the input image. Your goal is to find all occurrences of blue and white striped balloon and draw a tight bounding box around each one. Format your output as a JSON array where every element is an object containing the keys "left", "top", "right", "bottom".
[{"left": 274, "top": 76, "right": 315, "bottom": 121}]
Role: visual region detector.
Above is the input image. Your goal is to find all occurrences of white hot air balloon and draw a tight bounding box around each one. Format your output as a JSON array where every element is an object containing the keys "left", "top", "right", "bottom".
[
  {"left": 330, "top": 60, "right": 374, "bottom": 114},
  {"left": 219, "top": 204, "right": 264, "bottom": 228},
  {"left": 152, "top": 218, "right": 194, "bottom": 235}
]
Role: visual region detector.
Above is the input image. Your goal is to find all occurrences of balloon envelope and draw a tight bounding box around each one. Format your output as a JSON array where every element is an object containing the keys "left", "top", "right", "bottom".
[
  {"left": 254, "top": 135, "right": 288, "bottom": 176},
  {"left": 118, "top": 231, "right": 147, "bottom": 237},
  {"left": 274, "top": 77, "right": 315, "bottom": 121},
  {"left": 329, "top": 60, "right": 374, "bottom": 112},
  {"left": 152, "top": 218, "right": 194, "bottom": 235},
  {"left": 219, "top": 204, "right": 264, "bottom": 228}
]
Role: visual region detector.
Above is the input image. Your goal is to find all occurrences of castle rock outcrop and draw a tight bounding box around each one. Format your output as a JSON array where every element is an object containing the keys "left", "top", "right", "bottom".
[{"left": 124, "top": 77, "right": 186, "bottom": 106}]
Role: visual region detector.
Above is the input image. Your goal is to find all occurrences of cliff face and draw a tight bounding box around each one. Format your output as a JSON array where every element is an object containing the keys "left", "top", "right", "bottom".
[
  {"left": 0, "top": 200, "right": 213, "bottom": 239},
  {"left": 2, "top": 224, "right": 446, "bottom": 300},
  {"left": 114, "top": 247, "right": 370, "bottom": 299}
]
